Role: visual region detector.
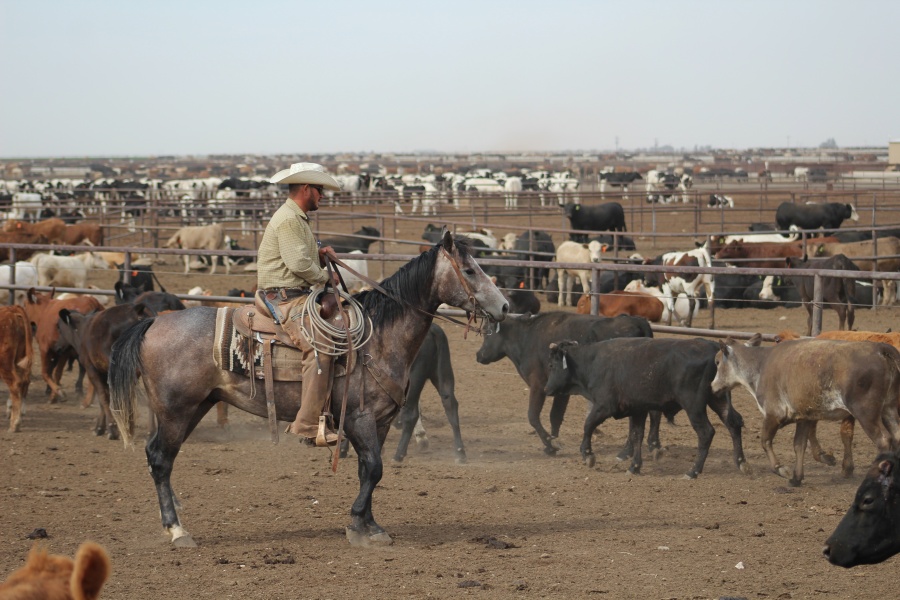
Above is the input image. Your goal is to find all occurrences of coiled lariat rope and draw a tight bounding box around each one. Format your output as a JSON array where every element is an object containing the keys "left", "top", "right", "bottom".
[{"left": 295, "top": 286, "right": 373, "bottom": 357}]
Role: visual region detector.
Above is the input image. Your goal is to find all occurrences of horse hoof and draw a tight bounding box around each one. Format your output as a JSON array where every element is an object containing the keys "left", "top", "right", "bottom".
[
  {"left": 652, "top": 448, "right": 662, "bottom": 461},
  {"left": 416, "top": 438, "right": 429, "bottom": 450},
  {"left": 543, "top": 446, "right": 558, "bottom": 456},
  {"left": 775, "top": 466, "right": 790, "bottom": 479},
  {"left": 628, "top": 466, "right": 641, "bottom": 475},
  {"left": 172, "top": 534, "right": 197, "bottom": 548},
  {"left": 549, "top": 437, "right": 562, "bottom": 451},
  {"left": 455, "top": 452, "right": 467, "bottom": 465},
  {"left": 93, "top": 428, "right": 104, "bottom": 437},
  {"left": 788, "top": 478, "right": 803, "bottom": 488},
  {"left": 739, "top": 461, "right": 752, "bottom": 475},
  {"left": 107, "top": 430, "right": 120, "bottom": 441},
  {"left": 818, "top": 453, "right": 837, "bottom": 467},
  {"left": 841, "top": 467, "right": 854, "bottom": 478},
  {"left": 345, "top": 528, "right": 393, "bottom": 547},
  {"left": 391, "top": 456, "right": 405, "bottom": 464},
  {"left": 683, "top": 471, "right": 698, "bottom": 480},
  {"left": 584, "top": 454, "right": 596, "bottom": 468}
]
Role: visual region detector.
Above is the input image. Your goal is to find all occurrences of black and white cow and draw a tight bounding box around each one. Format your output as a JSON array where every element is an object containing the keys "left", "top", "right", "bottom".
[
  {"left": 545, "top": 337, "right": 748, "bottom": 478},
  {"left": 319, "top": 226, "right": 381, "bottom": 254},
  {"left": 598, "top": 172, "right": 643, "bottom": 196},
  {"left": 708, "top": 194, "right": 734, "bottom": 208}
]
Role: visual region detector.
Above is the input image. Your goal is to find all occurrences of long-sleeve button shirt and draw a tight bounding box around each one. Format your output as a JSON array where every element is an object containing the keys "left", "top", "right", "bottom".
[{"left": 256, "top": 200, "right": 329, "bottom": 289}]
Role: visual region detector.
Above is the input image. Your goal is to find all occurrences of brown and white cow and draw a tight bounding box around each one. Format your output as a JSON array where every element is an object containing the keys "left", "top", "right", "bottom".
[
  {"left": 576, "top": 290, "right": 664, "bottom": 322},
  {"left": 642, "top": 247, "right": 714, "bottom": 328},
  {"left": 0, "top": 305, "right": 33, "bottom": 432},
  {"left": 22, "top": 288, "right": 104, "bottom": 403},
  {"left": 711, "top": 335, "right": 900, "bottom": 486}
]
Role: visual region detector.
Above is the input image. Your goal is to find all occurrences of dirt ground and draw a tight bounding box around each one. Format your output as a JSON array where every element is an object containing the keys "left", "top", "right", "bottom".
[{"left": 2, "top": 195, "right": 899, "bottom": 599}]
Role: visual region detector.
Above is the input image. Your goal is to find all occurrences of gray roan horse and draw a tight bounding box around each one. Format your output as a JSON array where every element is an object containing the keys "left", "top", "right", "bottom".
[{"left": 108, "top": 231, "right": 508, "bottom": 548}]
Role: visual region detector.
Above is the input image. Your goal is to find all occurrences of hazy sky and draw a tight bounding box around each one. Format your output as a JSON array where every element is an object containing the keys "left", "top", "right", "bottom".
[{"left": 1, "top": 0, "right": 897, "bottom": 158}]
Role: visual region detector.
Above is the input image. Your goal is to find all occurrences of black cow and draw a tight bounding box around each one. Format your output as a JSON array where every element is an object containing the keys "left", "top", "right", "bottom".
[
  {"left": 475, "top": 312, "right": 652, "bottom": 455},
  {"left": 545, "top": 338, "right": 747, "bottom": 478},
  {"left": 114, "top": 282, "right": 186, "bottom": 312},
  {"left": 391, "top": 324, "right": 467, "bottom": 464},
  {"left": 512, "top": 230, "right": 556, "bottom": 290},
  {"left": 116, "top": 263, "right": 158, "bottom": 293},
  {"left": 824, "top": 450, "right": 900, "bottom": 567},
  {"left": 562, "top": 202, "right": 626, "bottom": 243},
  {"left": 775, "top": 202, "right": 859, "bottom": 233},
  {"left": 503, "top": 285, "right": 541, "bottom": 314},
  {"left": 786, "top": 254, "right": 859, "bottom": 335},
  {"left": 588, "top": 233, "right": 637, "bottom": 252},
  {"left": 319, "top": 226, "right": 380, "bottom": 253}
]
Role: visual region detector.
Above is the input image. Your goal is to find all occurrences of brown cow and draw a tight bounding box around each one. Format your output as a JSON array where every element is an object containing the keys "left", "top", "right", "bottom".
[
  {"left": 0, "top": 305, "right": 33, "bottom": 432},
  {"left": 779, "top": 328, "right": 900, "bottom": 477},
  {"left": 576, "top": 291, "right": 664, "bottom": 321},
  {"left": 715, "top": 240, "right": 805, "bottom": 268},
  {"left": 22, "top": 288, "right": 104, "bottom": 403},
  {"left": 712, "top": 335, "right": 900, "bottom": 486},
  {"left": 60, "top": 222, "right": 104, "bottom": 247},
  {"left": 814, "top": 236, "right": 900, "bottom": 305},
  {"left": 3, "top": 218, "right": 67, "bottom": 243},
  {"left": 0, "top": 541, "right": 110, "bottom": 600},
  {"left": 0, "top": 231, "right": 50, "bottom": 262}
]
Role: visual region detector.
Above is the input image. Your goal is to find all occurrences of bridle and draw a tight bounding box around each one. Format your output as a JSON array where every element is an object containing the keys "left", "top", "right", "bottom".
[{"left": 323, "top": 245, "right": 494, "bottom": 338}]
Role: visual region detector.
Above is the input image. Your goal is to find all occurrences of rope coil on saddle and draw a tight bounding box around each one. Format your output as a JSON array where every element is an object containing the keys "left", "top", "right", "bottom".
[{"left": 294, "top": 285, "right": 373, "bottom": 356}]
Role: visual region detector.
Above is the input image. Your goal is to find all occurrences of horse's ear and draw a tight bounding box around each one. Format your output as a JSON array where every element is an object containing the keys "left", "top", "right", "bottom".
[{"left": 441, "top": 228, "right": 453, "bottom": 252}]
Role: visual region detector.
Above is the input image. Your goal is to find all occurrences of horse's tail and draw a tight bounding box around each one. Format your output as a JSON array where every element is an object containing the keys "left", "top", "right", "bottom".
[{"left": 109, "top": 317, "right": 155, "bottom": 448}]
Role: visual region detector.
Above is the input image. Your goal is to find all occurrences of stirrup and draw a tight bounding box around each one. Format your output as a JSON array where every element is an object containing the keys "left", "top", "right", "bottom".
[{"left": 316, "top": 415, "right": 339, "bottom": 447}]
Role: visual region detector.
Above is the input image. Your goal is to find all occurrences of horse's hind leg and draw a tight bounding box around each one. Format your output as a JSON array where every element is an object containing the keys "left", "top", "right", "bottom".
[
  {"left": 146, "top": 398, "right": 215, "bottom": 548},
  {"left": 392, "top": 374, "right": 427, "bottom": 463}
]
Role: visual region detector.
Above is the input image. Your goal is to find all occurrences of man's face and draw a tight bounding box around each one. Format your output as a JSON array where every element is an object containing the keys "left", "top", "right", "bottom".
[{"left": 307, "top": 184, "right": 324, "bottom": 210}]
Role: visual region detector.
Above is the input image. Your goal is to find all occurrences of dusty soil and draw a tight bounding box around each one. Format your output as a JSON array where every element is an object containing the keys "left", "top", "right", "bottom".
[{"left": 2, "top": 195, "right": 899, "bottom": 599}]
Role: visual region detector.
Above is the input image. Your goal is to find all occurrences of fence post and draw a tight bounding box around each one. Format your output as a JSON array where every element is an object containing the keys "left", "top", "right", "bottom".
[
  {"left": 7, "top": 249, "right": 15, "bottom": 305},
  {"left": 811, "top": 273, "right": 824, "bottom": 336},
  {"left": 590, "top": 266, "right": 599, "bottom": 316}
]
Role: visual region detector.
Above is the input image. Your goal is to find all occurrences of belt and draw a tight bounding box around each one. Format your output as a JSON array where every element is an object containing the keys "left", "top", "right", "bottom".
[{"left": 264, "top": 287, "right": 311, "bottom": 301}]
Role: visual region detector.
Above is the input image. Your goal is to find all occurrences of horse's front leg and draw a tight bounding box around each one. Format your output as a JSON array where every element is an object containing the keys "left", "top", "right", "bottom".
[{"left": 344, "top": 409, "right": 393, "bottom": 546}]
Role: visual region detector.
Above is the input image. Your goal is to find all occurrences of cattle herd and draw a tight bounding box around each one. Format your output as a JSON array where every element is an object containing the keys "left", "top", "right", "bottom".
[{"left": 4, "top": 172, "right": 900, "bottom": 588}]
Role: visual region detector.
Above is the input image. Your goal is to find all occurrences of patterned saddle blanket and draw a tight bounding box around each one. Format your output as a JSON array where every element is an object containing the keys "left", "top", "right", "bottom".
[{"left": 212, "top": 307, "right": 349, "bottom": 382}]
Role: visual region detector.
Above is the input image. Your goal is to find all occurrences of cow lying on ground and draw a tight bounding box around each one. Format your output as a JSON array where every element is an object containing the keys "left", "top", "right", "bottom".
[
  {"left": 475, "top": 312, "right": 653, "bottom": 455},
  {"left": 623, "top": 279, "right": 698, "bottom": 323},
  {"left": 575, "top": 290, "right": 663, "bottom": 321},
  {"left": 165, "top": 223, "right": 229, "bottom": 275},
  {"left": 823, "top": 450, "right": 900, "bottom": 567},
  {"left": 546, "top": 338, "right": 747, "bottom": 478},
  {"left": 0, "top": 305, "right": 33, "bottom": 432},
  {"left": 711, "top": 335, "right": 900, "bottom": 486},
  {"left": 0, "top": 541, "right": 110, "bottom": 600},
  {"left": 786, "top": 254, "right": 859, "bottom": 335}
]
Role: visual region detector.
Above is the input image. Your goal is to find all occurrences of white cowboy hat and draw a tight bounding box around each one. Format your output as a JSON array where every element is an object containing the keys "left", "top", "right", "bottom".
[{"left": 269, "top": 162, "right": 341, "bottom": 191}]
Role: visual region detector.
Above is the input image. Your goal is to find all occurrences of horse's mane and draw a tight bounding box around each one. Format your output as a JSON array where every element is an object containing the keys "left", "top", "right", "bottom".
[{"left": 354, "top": 238, "right": 473, "bottom": 329}]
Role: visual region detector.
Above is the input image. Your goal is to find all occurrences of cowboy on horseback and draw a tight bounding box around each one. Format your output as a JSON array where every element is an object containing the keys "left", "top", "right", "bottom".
[{"left": 256, "top": 162, "right": 342, "bottom": 447}]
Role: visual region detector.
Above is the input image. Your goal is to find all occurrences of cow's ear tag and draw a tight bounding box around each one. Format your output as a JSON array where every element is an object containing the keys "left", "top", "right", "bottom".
[{"left": 562, "top": 354, "right": 567, "bottom": 369}]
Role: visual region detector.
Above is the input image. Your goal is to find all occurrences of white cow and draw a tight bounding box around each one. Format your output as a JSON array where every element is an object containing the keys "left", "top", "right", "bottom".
[
  {"left": 0, "top": 261, "right": 38, "bottom": 304},
  {"left": 555, "top": 240, "right": 603, "bottom": 307},
  {"left": 10, "top": 193, "right": 43, "bottom": 221},
  {"left": 335, "top": 250, "right": 370, "bottom": 293},
  {"left": 164, "top": 223, "right": 230, "bottom": 275},
  {"left": 29, "top": 252, "right": 111, "bottom": 289},
  {"left": 503, "top": 177, "right": 523, "bottom": 210}
]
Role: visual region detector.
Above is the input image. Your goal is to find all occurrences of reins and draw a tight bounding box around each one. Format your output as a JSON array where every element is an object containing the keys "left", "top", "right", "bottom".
[
  {"left": 323, "top": 247, "right": 490, "bottom": 338},
  {"left": 320, "top": 244, "right": 492, "bottom": 473}
]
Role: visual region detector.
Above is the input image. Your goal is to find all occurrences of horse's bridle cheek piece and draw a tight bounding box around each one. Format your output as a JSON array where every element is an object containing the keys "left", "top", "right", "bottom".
[{"left": 440, "top": 246, "right": 481, "bottom": 339}]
